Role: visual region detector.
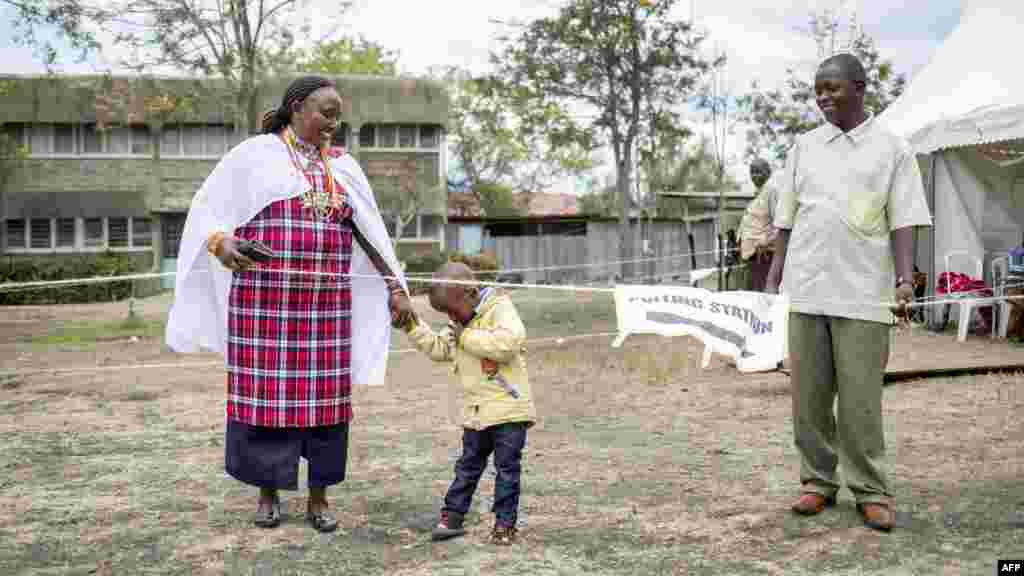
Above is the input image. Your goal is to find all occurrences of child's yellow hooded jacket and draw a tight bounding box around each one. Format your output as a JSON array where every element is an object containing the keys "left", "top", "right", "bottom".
[{"left": 405, "top": 288, "right": 536, "bottom": 430}]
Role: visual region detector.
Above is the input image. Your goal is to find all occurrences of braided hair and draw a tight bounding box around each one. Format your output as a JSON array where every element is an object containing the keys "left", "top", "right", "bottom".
[{"left": 261, "top": 75, "right": 336, "bottom": 134}]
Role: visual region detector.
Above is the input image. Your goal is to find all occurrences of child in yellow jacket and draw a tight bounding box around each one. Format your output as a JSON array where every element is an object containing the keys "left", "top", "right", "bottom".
[{"left": 400, "top": 262, "right": 536, "bottom": 545}]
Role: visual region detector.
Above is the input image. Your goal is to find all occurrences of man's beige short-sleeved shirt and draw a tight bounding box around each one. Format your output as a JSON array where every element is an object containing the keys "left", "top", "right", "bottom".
[{"left": 773, "top": 115, "right": 933, "bottom": 324}]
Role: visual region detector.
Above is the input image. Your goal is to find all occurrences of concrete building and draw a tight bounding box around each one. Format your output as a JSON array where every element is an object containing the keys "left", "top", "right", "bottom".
[{"left": 0, "top": 73, "right": 448, "bottom": 289}]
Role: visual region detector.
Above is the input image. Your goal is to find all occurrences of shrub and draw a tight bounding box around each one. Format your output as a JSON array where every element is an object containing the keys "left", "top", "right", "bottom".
[
  {"left": 0, "top": 252, "right": 137, "bottom": 305},
  {"left": 400, "top": 250, "right": 501, "bottom": 295},
  {"left": 402, "top": 251, "right": 447, "bottom": 295},
  {"left": 450, "top": 251, "right": 498, "bottom": 283}
]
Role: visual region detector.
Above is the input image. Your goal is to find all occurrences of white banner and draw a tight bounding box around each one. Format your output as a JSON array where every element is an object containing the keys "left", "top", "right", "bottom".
[{"left": 612, "top": 285, "right": 790, "bottom": 373}]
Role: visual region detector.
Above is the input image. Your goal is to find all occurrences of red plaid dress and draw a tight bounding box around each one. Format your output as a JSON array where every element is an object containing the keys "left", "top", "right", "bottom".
[{"left": 225, "top": 137, "right": 366, "bottom": 428}]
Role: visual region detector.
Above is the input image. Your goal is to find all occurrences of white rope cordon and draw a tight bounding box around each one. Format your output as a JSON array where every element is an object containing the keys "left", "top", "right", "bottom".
[{"left": 4, "top": 265, "right": 1024, "bottom": 310}]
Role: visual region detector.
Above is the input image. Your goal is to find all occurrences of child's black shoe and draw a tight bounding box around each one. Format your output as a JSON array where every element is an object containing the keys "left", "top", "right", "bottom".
[{"left": 431, "top": 510, "right": 466, "bottom": 541}]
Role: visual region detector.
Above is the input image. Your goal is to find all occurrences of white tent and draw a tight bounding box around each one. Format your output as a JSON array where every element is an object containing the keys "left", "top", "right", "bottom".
[{"left": 878, "top": 0, "right": 1024, "bottom": 327}]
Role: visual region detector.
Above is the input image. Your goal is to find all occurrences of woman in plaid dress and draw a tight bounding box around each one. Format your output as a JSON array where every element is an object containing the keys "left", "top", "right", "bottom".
[{"left": 167, "top": 76, "right": 414, "bottom": 533}]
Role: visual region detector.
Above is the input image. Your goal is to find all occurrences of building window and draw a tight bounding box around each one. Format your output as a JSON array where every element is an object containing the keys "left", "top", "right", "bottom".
[
  {"left": 19, "top": 123, "right": 160, "bottom": 156},
  {"left": 131, "top": 126, "right": 152, "bottom": 155},
  {"left": 376, "top": 125, "right": 397, "bottom": 148},
  {"left": 204, "top": 125, "right": 228, "bottom": 156},
  {"left": 166, "top": 124, "right": 235, "bottom": 157},
  {"left": 3, "top": 217, "right": 158, "bottom": 252},
  {"left": 419, "top": 214, "right": 443, "bottom": 239},
  {"left": 132, "top": 217, "right": 153, "bottom": 247},
  {"left": 332, "top": 124, "right": 349, "bottom": 148},
  {"left": 56, "top": 218, "right": 76, "bottom": 247},
  {"left": 161, "top": 126, "right": 181, "bottom": 156},
  {"left": 359, "top": 125, "right": 375, "bottom": 148},
  {"left": 108, "top": 217, "right": 129, "bottom": 248},
  {"left": 5, "top": 219, "right": 26, "bottom": 248},
  {"left": 398, "top": 124, "right": 416, "bottom": 148},
  {"left": 54, "top": 124, "right": 75, "bottom": 154},
  {"left": 82, "top": 124, "right": 103, "bottom": 154},
  {"left": 84, "top": 218, "right": 104, "bottom": 248},
  {"left": 108, "top": 127, "right": 131, "bottom": 154},
  {"left": 182, "top": 125, "right": 204, "bottom": 156},
  {"left": 30, "top": 124, "right": 52, "bottom": 154},
  {"left": 357, "top": 124, "right": 441, "bottom": 150},
  {"left": 163, "top": 215, "right": 186, "bottom": 258},
  {"left": 1, "top": 123, "right": 26, "bottom": 152},
  {"left": 419, "top": 125, "right": 439, "bottom": 149},
  {"left": 30, "top": 218, "right": 52, "bottom": 249}
]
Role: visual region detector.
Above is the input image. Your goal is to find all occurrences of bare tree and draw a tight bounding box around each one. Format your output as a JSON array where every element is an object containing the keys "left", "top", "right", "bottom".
[
  {"left": 99, "top": 0, "right": 352, "bottom": 135},
  {"left": 374, "top": 158, "right": 442, "bottom": 241}
]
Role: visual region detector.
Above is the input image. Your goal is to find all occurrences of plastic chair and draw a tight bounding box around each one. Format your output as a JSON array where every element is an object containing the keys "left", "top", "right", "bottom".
[
  {"left": 942, "top": 250, "right": 987, "bottom": 342},
  {"left": 990, "top": 256, "right": 1012, "bottom": 339}
]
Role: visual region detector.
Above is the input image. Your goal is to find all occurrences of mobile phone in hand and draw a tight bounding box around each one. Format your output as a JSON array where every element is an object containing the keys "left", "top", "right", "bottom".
[{"left": 236, "top": 239, "right": 275, "bottom": 263}]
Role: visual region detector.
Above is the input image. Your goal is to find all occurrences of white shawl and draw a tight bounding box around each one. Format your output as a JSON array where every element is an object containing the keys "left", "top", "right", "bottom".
[{"left": 164, "top": 134, "right": 406, "bottom": 387}]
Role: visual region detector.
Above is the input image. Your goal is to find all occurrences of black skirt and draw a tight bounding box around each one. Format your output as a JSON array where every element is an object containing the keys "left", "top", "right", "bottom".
[{"left": 225, "top": 419, "right": 349, "bottom": 490}]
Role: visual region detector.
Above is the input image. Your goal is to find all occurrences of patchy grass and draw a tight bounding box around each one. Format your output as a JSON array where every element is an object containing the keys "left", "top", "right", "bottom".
[
  {"left": 509, "top": 290, "right": 617, "bottom": 338},
  {"left": 0, "top": 374, "right": 20, "bottom": 390},
  {"left": 409, "top": 289, "right": 618, "bottom": 341},
  {"left": 25, "top": 316, "right": 165, "bottom": 348},
  {"left": 0, "top": 293, "right": 1022, "bottom": 574}
]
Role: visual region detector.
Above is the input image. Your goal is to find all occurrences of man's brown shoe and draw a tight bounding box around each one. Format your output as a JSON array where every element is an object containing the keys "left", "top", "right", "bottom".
[
  {"left": 857, "top": 503, "right": 893, "bottom": 532},
  {"left": 791, "top": 493, "right": 836, "bottom": 515}
]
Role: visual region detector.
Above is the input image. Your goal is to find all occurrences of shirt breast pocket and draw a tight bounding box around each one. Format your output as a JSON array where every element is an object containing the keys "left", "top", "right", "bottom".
[{"left": 843, "top": 167, "right": 889, "bottom": 237}]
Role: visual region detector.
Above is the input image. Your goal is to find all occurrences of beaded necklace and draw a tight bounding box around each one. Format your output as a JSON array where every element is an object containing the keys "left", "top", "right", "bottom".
[{"left": 281, "top": 126, "right": 341, "bottom": 221}]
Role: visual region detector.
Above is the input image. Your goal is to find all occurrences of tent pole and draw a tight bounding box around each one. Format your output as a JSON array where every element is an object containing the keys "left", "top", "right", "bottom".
[{"left": 926, "top": 152, "right": 938, "bottom": 329}]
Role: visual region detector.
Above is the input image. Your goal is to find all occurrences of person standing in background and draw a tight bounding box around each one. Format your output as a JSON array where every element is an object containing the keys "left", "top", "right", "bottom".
[{"left": 738, "top": 158, "right": 777, "bottom": 292}]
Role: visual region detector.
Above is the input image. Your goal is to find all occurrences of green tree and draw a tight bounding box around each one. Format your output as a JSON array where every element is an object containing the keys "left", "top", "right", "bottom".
[
  {"left": 492, "top": 0, "right": 718, "bottom": 278},
  {"left": 373, "top": 157, "right": 444, "bottom": 240},
  {"left": 437, "top": 65, "right": 596, "bottom": 198},
  {"left": 650, "top": 136, "right": 739, "bottom": 219},
  {"left": 735, "top": 9, "right": 906, "bottom": 167},
  {"left": 578, "top": 173, "right": 619, "bottom": 217},
  {"left": 475, "top": 181, "right": 522, "bottom": 218},
  {"left": 295, "top": 36, "right": 399, "bottom": 76}
]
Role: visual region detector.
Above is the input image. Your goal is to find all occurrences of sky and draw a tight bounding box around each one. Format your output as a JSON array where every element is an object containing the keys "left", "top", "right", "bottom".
[{"left": 0, "top": 0, "right": 963, "bottom": 192}]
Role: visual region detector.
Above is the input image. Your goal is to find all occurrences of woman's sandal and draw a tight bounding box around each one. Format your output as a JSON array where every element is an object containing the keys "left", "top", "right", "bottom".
[
  {"left": 305, "top": 509, "right": 338, "bottom": 533},
  {"left": 254, "top": 496, "right": 281, "bottom": 528}
]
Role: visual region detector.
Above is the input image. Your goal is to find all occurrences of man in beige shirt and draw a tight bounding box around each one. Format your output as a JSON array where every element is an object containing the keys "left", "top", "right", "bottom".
[
  {"left": 738, "top": 158, "right": 777, "bottom": 291},
  {"left": 766, "top": 53, "right": 932, "bottom": 532}
]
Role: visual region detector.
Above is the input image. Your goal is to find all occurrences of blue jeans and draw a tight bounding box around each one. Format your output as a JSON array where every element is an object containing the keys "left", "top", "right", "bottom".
[{"left": 442, "top": 422, "right": 528, "bottom": 527}]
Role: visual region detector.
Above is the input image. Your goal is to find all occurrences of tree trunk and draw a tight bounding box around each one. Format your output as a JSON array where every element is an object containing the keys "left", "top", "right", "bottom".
[
  {"left": 238, "top": 57, "right": 258, "bottom": 136},
  {"left": 618, "top": 145, "right": 633, "bottom": 282},
  {"left": 717, "top": 167, "right": 725, "bottom": 291}
]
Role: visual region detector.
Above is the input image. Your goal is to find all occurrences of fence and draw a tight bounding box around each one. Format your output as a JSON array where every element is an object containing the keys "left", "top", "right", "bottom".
[{"left": 484, "top": 218, "right": 726, "bottom": 285}]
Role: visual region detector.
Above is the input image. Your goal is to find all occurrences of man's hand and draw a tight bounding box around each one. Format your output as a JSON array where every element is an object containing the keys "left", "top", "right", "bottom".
[
  {"left": 892, "top": 282, "right": 915, "bottom": 320},
  {"left": 764, "top": 229, "right": 789, "bottom": 295},
  {"left": 764, "top": 270, "right": 780, "bottom": 294},
  {"left": 389, "top": 291, "right": 416, "bottom": 329},
  {"left": 214, "top": 237, "right": 256, "bottom": 271}
]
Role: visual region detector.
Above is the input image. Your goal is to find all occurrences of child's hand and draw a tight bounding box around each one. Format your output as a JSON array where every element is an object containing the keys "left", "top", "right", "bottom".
[{"left": 451, "top": 321, "right": 466, "bottom": 343}]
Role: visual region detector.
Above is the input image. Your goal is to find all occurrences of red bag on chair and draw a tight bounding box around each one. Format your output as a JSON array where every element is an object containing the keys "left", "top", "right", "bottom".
[{"left": 936, "top": 272, "right": 992, "bottom": 334}]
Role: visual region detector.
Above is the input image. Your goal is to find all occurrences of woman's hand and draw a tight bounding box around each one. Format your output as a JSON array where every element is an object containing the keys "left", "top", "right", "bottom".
[
  {"left": 389, "top": 291, "right": 416, "bottom": 329},
  {"left": 212, "top": 236, "right": 256, "bottom": 271}
]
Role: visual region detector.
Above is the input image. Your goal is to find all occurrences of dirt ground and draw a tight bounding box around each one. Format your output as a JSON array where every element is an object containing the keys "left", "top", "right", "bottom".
[{"left": 0, "top": 291, "right": 1022, "bottom": 575}]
